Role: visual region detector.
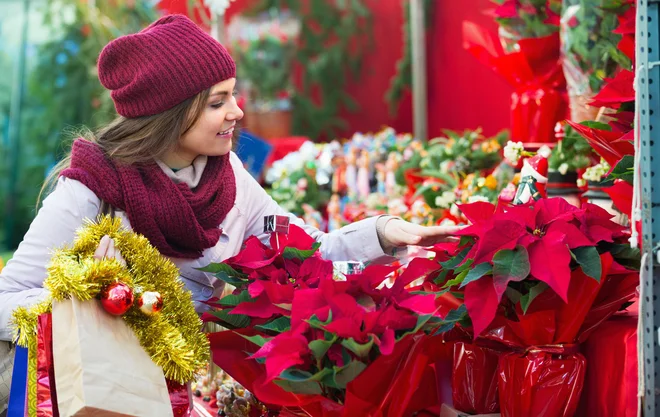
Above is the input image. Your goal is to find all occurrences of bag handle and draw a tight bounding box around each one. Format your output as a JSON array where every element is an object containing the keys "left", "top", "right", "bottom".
[{"left": 98, "top": 200, "right": 116, "bottom": 220}]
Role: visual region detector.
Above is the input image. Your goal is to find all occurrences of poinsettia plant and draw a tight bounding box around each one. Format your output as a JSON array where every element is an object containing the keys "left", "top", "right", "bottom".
[
  {"left": 561, "top": 0, "right": 632, "bottom": 95},
  {"left": 491, "top": 0, "right": 561, "bottom": 42},
  {"left": 199, "top": 224, "right": 328, "bottom": 330},
  {"left": 431, "top": 197, "right": 637, "bottom": 337},
  {"left": 202, "top": 224, "right": 464, "bottom": 415}
]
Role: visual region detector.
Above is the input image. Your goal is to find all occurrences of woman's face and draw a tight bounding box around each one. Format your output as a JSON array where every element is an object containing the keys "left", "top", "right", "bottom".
[{"left": 165, "top": 78, "right": 243, "bottom": 168}]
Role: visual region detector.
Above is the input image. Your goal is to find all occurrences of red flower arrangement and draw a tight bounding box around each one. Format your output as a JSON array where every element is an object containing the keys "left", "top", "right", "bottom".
[
  {"left": 202, "top": 224, "right": 462, "bottom": 416},
  {"left": 429, "top": 197, "right": 640, "bottom": 417}
]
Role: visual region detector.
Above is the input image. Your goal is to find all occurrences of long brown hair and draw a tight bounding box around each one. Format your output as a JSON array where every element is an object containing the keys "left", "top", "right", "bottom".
[{"left": 38, "top": 88, "right": 212, "bottom": 207}]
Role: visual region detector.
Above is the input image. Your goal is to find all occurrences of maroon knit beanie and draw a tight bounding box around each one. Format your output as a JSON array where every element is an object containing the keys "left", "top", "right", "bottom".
[{"left": 98, "top": 14, "right": 236, "bottom": 118}]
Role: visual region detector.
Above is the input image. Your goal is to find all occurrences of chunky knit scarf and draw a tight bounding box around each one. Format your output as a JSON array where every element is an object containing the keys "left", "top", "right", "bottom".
[{"left": 61, "top": 139, "right": 236, "bottom": 259}]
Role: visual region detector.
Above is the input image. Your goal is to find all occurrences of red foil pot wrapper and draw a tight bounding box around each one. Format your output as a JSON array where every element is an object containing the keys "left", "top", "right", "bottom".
[
  {"left": 463, "top": 22, "right": 568, "bottom": 146},
  {"left": 452, "top": 342, "right": 500, "bottom": 414},
  {"left": 36, "top": 313, "right": 58, "bottom": 417},
  {"left": 577, "top": 308, "right": 638, "bottom": 417},
  {"left": 498, "top": 349, "right": 586, "bottom": 417},
  {"left": 166, "top": 379, "right": 193, "bottom": 417}
]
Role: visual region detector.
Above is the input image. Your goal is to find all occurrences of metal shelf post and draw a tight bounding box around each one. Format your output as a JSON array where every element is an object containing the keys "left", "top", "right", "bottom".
[{"left": 638, "top": 0, "right": 660, "bottom": 415}]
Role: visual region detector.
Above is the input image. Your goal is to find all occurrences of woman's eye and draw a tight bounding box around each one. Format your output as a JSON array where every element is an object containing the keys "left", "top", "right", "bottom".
[{"left": 210, "top": 102, "right": 224, "bottom": 109}]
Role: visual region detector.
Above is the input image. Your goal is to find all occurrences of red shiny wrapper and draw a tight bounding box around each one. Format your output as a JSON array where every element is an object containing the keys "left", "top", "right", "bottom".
[
  {"left": 209, "top": 330, "right": 447, "bottom": 417},
  {"left": 475, "top": 253, "right": 638, "bottom": 417},
  {"left": 498, "top": 350, "right": 586, "bottom": 417},
  {"left": 167, "top": 379, "right": 192, "bottom": 417},
  {"left": 577, "top": 307, "right": 638, "bottom": 417},
  {"left": 452, "top": 342, "right": 500, "bottom": 414},
  {"left": 36, "top": 313, "right": 58, "bottom": 417},
  {"left": 463, "top": 22, "right": 568, "bottom": 145}
]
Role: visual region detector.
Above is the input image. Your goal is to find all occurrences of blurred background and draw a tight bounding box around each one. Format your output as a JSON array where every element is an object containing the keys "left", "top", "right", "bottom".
[{"left": 0, "top": 0, "right": 514, "bottom": 258}]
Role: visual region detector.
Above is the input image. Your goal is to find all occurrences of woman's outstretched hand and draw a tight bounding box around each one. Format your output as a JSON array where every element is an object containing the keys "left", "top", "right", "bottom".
[{"left": 378, "top": 217, "right": 465, "bottom": 250}]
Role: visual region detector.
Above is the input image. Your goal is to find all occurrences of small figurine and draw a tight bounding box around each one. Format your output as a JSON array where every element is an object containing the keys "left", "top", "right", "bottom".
[
  {"left": 327, "top": 194, "right": 344, "bottom": 231},
  {"left": 302, "top": 203, "right": 323, "bottom": 229},
  {"left": 513, "top": 147, "right": 550, "bottom": 205},
  {"left": 356, "top": 150, "right": 371, "bottom": 200},
  {"left": 385, "top": 153, "right": 399, "bottom": 196},
  {"left": 331, "top": 155, "right": 347, "bottom": 195},
  {"left": 345, "top": 147, "right": 359, "bottom": 199},
  {"left": 375, "top": 162, "right": 386, "bottom": 195}
]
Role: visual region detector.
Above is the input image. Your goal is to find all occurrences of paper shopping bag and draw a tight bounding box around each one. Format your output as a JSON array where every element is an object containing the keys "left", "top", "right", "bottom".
[{"left": 51, "top": 298, "right": 173, "bottom": 417}]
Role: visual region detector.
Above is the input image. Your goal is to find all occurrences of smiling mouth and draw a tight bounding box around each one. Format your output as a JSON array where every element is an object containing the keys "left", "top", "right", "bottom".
[{"left": 217, "top": 127, "right": 234, "bottom": 136}]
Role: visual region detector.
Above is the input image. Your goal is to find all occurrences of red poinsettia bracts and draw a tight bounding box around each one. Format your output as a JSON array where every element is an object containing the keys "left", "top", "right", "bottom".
[
  {"left": 203, "top": 223, "right": 463, "bottom": 415},
  {"left": 444, "top": 198, "right": 627, "bottom": 337}
]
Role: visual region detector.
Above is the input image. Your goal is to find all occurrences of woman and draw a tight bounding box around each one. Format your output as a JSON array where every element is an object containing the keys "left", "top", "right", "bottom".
[{"left": 0, "top": 14, "right": 460, "bottom": 345}]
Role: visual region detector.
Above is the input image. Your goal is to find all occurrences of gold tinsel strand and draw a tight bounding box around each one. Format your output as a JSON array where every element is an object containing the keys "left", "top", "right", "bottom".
[{"left": 11, "top": 216, "right": 209, "bottom": 384}]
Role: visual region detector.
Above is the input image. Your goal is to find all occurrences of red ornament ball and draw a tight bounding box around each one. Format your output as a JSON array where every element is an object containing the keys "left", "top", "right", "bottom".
[
  {"left": 100, "top": 282, "right": 134, "bottom": 316},
  {"left": 138, "top": 291, "right": 163, "bottom": 315}
]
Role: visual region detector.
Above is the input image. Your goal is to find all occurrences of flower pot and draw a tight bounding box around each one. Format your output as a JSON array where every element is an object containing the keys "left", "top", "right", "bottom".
[
  {"left": 547, "top": 171, "right": 581, "bottom": 207},
  {"left": 244, "top": 109, "right": 292, "bottom": 139}
]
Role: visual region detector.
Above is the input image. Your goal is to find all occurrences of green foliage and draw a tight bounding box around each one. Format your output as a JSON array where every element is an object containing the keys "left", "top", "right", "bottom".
[
  {"left": 548, "top": 124, "right": 596, "bottom": 172},
  {"left": 247, "top": 0, "right": 373, "bottom": 139},
  {"left": 2, "top": 1, "right": 158, "bottom": 250},
  {"left": 267, "top": 168, "right": 330, "bottom": 215},
  {"left": 562, "top": 0, "right": 632, "bottom": 94},
  {"left": 493, "top": 0, "right": 561, "bottom": 41},
  {"left": 234, "top": 34, "right": 296, "bottom": 103}
]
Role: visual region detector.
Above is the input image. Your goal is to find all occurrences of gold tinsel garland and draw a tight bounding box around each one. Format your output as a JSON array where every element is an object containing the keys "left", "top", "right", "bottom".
[{"left": 11, "top": 216, "right": 209, "bottom": 384}]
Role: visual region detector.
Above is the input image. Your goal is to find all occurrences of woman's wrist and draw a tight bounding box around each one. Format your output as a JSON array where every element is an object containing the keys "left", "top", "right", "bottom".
[{"left": 376, "top": 215, "right": 401, "bottom": 255}]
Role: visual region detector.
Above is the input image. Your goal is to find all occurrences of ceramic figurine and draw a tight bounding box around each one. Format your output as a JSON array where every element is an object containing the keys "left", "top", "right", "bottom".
[
  {"left": 345, "top": 147, "right": 359, "bottom": 199},
  {"left": 375, "top": 162, "right": 386, "bottom": 195},
  {"left": 356, "top": 151, "right": 371, "bottom": 200},
  {"left": 513, "top": 148, "right": 550, "bottom": 205},
  {"left": 302, "top": 203, "right": 322, "bottom": 229},
  {"left": 327, "top": 194, "right": 344, "bottom": 232},
  {"left": 385, "top": 153, "right": 399, "bottom": 196}
]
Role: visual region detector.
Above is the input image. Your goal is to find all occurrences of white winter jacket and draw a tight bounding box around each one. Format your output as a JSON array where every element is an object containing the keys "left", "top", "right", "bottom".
[{"left": 0, "top": 152, "right": 391, "bottom": 341}]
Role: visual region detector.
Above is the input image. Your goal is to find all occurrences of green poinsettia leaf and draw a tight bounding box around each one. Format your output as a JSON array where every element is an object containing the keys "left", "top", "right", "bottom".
[
  {"left": 283, "top": 242, "right": 322, "bottom": 261},
  {"left": 572, "top": 246, "right": 602, "bottom": 282},
  {"left": 341, "top": 336, "right": 374, "bottom": 359},
  {"left": 431, "top": 304, "right": 467, "bottom": 336},
  {"left": 459, "top": 262, "right": 493, "bottom": 288},
  {"left": 607, "top": 155, "right": 634, "bottom": 184},
  {"left": 214, "top": 272, "right": 249, "bottom": 287},
  {"left": 505, "top": 287, "right": 523, "bottom": 304},
  {"left": 197, "top": 262, "right": 247, "bottom": 278},
  {"left": 218, "top": 290, "right": 253, "bottom": 307},
  {"left": 607, "top": 243, "right": 641, "bottom": 270},
  {"left": 306, "top": 311, "right": 333, "bottom": 330},
  {"left": 238, "top": 333, "right": 271, "bottom": 348},
  {"left": 520, "top": 282, "right": 549, "bottom": 314},
  {"left": 274, "top": 379, "right": 323, "bottom": 395},
  {"left": 332, "top": 360, "right": 368, "bottom": 389},
  {"left": 492, "top": 246, "right": 531, "bottom": 295},
  {"left": 255, "top": 316, "right": 291, "bottom": 334},
  {"left": 210, "top": 309, "right": 251, "bottom": 329},
  {"left": 440, "top": 246, "right": 471, "bottom": 270},
  {"left": 580, "top": 121, "right": 612, "bottom": 130},
  {"left": 309, "top": 336, "right": 336, "bottom": 361},
  {"left": 442, "top": 269, "right": 469, "bottom": 289},
  {"left": 454, "top": 258, "right": 475, "bottom": 274}
]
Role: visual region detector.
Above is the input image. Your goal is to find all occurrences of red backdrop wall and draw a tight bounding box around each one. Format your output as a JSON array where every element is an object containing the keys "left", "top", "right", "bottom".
[{"left": 158, "top": 0, "right": 513, "bottom": 138}]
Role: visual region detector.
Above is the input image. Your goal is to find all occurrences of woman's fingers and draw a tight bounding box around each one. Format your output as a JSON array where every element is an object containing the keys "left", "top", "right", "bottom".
[
  {"left": 93, "top": 235, "right": 126, "bottom": 266},
  {"left": 93, "top": 235, "right": 111, "bottom": 260}
]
